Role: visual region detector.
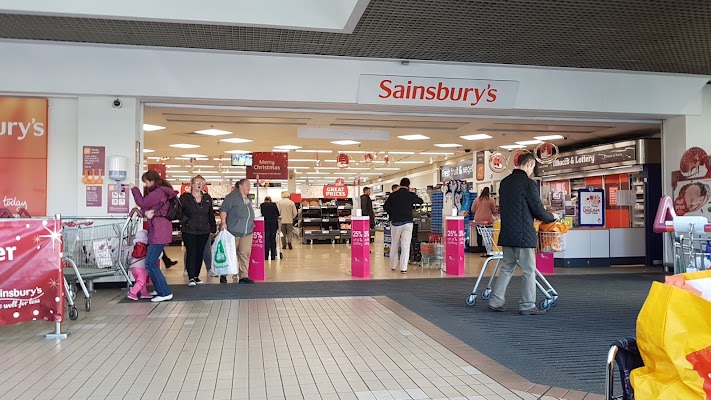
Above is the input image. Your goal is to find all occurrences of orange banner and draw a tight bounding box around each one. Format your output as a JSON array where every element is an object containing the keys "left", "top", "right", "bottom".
[{"left": 0, "top": 97, "right": 48, "bottom": 216}]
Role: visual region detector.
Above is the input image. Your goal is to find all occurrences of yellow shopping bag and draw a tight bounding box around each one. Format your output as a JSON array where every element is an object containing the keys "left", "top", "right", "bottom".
[{"left": 631, "top": 270, "right": 711, "bottom": 399}]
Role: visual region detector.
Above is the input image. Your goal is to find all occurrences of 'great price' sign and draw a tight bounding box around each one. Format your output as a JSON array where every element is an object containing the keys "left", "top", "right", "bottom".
[
  {"left": 358, "top": 75, "right": 519, "bottom": 109},
  {"left": 323, "top": 185, "right": 349, "bottom": 199}
]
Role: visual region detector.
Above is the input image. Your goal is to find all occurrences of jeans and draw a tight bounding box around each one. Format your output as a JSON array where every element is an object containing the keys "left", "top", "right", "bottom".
[
  {"left": 390, "top": 223, "right": 414, "bottom": 272},
  {"left": 146, "top": 244, "right": 171, "bottom": 297},
  {"left": 183, "top": 233, "right": 210, "bottom": 280},
  {"left": 489, "top": 247, "right": 537, "bottom": 311}
]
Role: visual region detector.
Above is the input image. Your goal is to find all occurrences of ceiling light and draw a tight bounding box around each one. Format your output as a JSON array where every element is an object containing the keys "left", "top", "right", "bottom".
[
  {"left": 294, "top": 149, "right": 332, "bottom": 153},
  {"left": 500, "top": 145, "right": 526, "bottom": 150},
  {"left": 397, "top": 134, "right": 430, "bottom": 141},
  {"left": 331, "top": 140, "right": 361, "bottom": 146},
  {"left": 347, "top": 167, "right": 373, "bottom": 171},
  {"left": 387, "top": 151, "right": 416, "bottom": 155},
  {"left": 166, "top": 170, "right": 189, "bottom": 173},
  {"left": 307, "top": 172, "right": 329, "bottom": 175},
  {"left": 224, "top": 150, "right": 250, "bottom": 154},
  {"left": 170, "top": 143, "right": 201, "bottom": 149},
  {"left": 212, "top": 157, "right": 231, "bottom": 161},
  {"left": 420, "top": 151, "right": 455, "bottom": 155},
  {"left": 143, "top": 124, "right": 166, "bottom": 132},
  {"left": 220, "top": 138, "right": 253, "bottom": 144},
  {"left": 146, "top": 157, "right": 162, "bottom": 160},
  {"left": 170, "top": 175, "right": 191, "bottom": 179},
  {"left": 434, "top": 144, "right": 462, "bottom": 148},
  {"left": 273, "top": 149, "right": 291, "bottom": 153},
  {"left": 196, "top": 129, "right": 233, "bottom": 136},
  {"left": 534, "top": 135, "right": 566, "bottom": 141},
  {"left": 174, "top": 157, "right": 189, "bottom": 160},
  {"left": 181, "top": 154, "right": 208, "bottom": 158},
  {"left": 274, "top": 145, "right": 302, "bottom": 150},
  {"left": 460, "top": 134, "right": 493, "bottom": 141},
  {"left": 289, "top": 159, "right": 317, "bottom": 162},
  {"left": 516, "top": 140, "right": 543, "bottom": 146},
  {"left": 143, "top": 149, "right": 155, "bottom": 153},
  {"left": 165, "top": 165, "right": 181, "bottom": 168},
  {"left": 394, "top": 161, "right": 425, "bottom": 164},
  {"left": 379, "top": 168, "right": 401, "bottom": 171},
  {"left": 360, "top": 173, "right": 382, "bottom": 176},
  {"left": 288, "top": 166, "right": 310, "bottom": 169}
]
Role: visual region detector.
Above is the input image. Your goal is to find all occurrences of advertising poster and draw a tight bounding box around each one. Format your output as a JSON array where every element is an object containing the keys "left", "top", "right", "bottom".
[
  {"left": 0, "top": 97, "right": 48, "bottom": 217},
  {"left": 107, "top": 184, "right": 129, "bottom": 214},
  {"left": 81, "top": 146, "right": 105, "bottom": 185},
  {"left": 147, "top": 164, "right": 167, "bottom": 179},
  {"left": 578, "top": 189, "right": 605, "bottom": 227},
  {"left": 246, "top": 152, "right": 289, "bottom": 180},
  {"left": 85, "top": 186, "right": 102, "bottom": 207},
  {"left": 476, "top": 152, "right": 485, "bottom": 181},
  {"left": 350, "top": 217, "right": 370, "bottom": 278},
  {"left": 0, "top": 218, "right": 64, "bottom": 326},
  {"left": 671, "top": 147, "right": 711, "bottom": 217},
  {"left": 248, "top": 219, "right": 265, "bottom": 281},
  {"left": 445, "top": 217, "right": 465, "bottom": 275}
]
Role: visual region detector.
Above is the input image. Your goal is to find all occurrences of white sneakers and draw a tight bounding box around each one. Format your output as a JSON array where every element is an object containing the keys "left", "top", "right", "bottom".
[
  {"left": 149, "top": 291, "right": 158, "bottom": 296},
  {"left": 151, "top": 294, "right": 173, "bottom": 302}
]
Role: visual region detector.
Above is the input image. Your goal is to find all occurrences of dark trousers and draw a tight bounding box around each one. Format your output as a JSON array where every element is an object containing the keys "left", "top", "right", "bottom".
[
  {"left": 265, "top": 224, "right": 278, "bottom": 259},
  {"left": 183, "top": 232, "right": 210, "bottom": 280}
]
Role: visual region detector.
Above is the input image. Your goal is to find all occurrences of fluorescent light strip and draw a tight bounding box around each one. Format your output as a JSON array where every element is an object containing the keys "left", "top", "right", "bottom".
[
  {"left": 394, "top": 161, "right": 425, "bottom": 164},
  {"left": 143, "top": 124, "right": 166, "bottom": 132},
  {"left": 516, "top": 140, "right": 543, "bottom": 146},
  {"left": 181, "top": 154, "right": 208, "bottom": 158},
  {"left": 224, "top": 150, "right": 250, "bottom": 154},
  {"left": 397, "top": 134, "right": 430, "bottom": 140},
  {"left": 143, "top": 149, "right": 155, "bottom": 153},
  {"left": 387, "top": 151, "right": 416, "bottom": 155},
  {"left": 170, "top": 144, "right": 201, "bottom": 149},
  {"left": 274, "top": 145, "right": 302, "bottom": 150},
  {"left": 460, "top": 134, "right": 493, "bottom": 141},
  {"left": 500, "top": 145, "right": 526, "bottom": 150},
  {"left": 220, "top": 138, "right": 253, "bottom": 144},
  {"left": 331, "top": 140, "right": 361, "bottom": 145},
  {"left": 289, "top": 159, "right": 317, "bottom": 162},
  {"left": 434, "top": 144, "right": 462, "bottom": 148},
  {"left": 534, "top": 135, "right": 566, "bottom": 141},
  {"left": 294, "top": 149, "right": 332, "bottom": 153},
  {"left": 420, "top": 152, "right": 454, "bottom": 155},
  {"left": 196, "top": 129, "right": 233, "bottom": 136}
]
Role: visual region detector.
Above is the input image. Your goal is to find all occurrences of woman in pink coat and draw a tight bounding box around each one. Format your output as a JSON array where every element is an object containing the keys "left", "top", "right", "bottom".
[{"left": 471, "top": 187, "right": 497, "bottom": 256}]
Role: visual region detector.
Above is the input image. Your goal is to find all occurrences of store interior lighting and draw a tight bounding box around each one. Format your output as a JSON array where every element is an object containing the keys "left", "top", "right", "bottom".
[
  {"left": 196, "top": 128, "right": 233, "bottom": 136},
  {"left": 170, "top": 143, "right": 201, "bottom": 149}
]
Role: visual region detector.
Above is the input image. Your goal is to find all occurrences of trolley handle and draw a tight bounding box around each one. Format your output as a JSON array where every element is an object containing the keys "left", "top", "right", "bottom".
[
  {"left": 17, "top": 208, "right": 31, "bottom": 218},
  {"left": 129, "top": 207, "right": 143, "bottom": 218}
]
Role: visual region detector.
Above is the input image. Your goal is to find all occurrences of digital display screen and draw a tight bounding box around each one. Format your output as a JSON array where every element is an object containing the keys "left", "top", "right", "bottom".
[{"left": 231, "top": 153, "right": 253, "bottom": 166}]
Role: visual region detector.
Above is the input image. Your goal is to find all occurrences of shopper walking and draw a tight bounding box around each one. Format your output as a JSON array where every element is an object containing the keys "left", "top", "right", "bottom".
[
  {"left": 130, "top": 170, "right": 176, "bottom": 302},
  {"left": 360, "top": 187, "right": 375, "bottom": 229},
  {"left": 489, "top": 153, "right": 558, "bottom": 315},
  {"left": 219, "top": 179, "right": 255, "bottom": 284},
  {"left": 471, "top": 187, "right": 497, "bottom": 256},
  {"left": 383, "top": 178, "right": 424, "bottom": 273},
  {"left": 277, "top": 192, "right": 298, "bottom": 250},
  {"left": 180, "top": 175, "right": 217, "bottom": 287},
  {"left": 260, "top": 197, "right": 280, "bottom": 260}
]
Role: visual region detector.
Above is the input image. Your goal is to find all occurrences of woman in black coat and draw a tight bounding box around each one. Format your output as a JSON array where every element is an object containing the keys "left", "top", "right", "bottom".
[
  {"left": 260, "top": 197, "right": 280, "bottom": 260},
  {"left": 180, "top": 175, "right": 216, "bottom": 286}
]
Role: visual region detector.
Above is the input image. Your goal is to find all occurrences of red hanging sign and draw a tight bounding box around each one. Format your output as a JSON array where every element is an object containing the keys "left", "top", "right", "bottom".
[
  {"left": 323, "top": 185, "right": 349, "bottom": 199},
  {"left": 0, "top": 218, "right": 65, "bottom": 326},
  {"left": 246, "top": 152, "right": 289, "bottom": 180},
  {"left": 336, "top": 153, "right": 350, "bottom": 169}
]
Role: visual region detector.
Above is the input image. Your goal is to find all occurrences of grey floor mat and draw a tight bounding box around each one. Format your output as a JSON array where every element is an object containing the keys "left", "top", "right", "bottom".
[{"left": 118, "top": 273, "right": 663, "bottom": 393}]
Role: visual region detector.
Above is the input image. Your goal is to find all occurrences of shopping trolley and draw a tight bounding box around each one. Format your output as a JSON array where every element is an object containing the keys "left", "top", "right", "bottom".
[
  {"left": 61, "top": 209, "right": 142, "bottom": 315},
  {"left": 420, "top": 242, "right": 444, "bottom": 268},
  {"left": 465, "top": 226, "right": 561, "bottom": 310},
  {"left": 605, "top": 338, "right": 644, "bottom": 400}
]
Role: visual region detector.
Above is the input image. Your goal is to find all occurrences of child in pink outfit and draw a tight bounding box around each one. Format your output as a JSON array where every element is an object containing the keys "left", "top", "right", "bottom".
[{"left": 127, "top": 230, "right": 153, "bottom": 300}]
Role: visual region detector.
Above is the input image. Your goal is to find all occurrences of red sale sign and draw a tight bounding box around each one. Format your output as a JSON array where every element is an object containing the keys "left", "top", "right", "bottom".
[
  {"left": 0, "top": 218, "right": 64, "bottom": 326},
  {"left": 323, "top": 185, "right": 349, "bottom": 199},
  {"left": 249, "top": 218, "right": 265, "bottom": 281},
  {"left": 246, "top": 152, "right": 289, "bottom": 180}
]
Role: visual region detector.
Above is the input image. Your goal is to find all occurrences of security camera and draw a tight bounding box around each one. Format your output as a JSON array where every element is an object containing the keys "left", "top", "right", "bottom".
[
  {"left": 464, "top": 149, "right": 472, "bottom": 153},
  {"left": 112, "top": 99, "right": 122, "bottom": 109}
]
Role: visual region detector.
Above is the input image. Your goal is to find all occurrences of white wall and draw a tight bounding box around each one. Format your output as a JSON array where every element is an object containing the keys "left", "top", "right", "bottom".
[
  {"left": 47, "top": 98, "right": 79, "bottom": 215},
  {"left": 0, "top": 41, "right": 707, "bottom": 117}
]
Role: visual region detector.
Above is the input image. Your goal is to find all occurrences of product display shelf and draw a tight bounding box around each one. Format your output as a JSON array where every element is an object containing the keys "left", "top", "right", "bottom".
[
  {"left": 631, "top": 174, "right": 646, "bottom": 228},
  {"left": 300, "top": 198, "right": 353, "bottom": 244},
  {"left": 430, "top": 192, "right": 444, "bottom": 235}
]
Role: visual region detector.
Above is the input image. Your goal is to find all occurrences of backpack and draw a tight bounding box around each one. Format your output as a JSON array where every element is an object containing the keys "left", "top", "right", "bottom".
[
  {"left": 131, "top": 242, "right": 147, "bottom": 259},
  {"left": 165, "top": 196, "right": 182, "bottom": 221}
]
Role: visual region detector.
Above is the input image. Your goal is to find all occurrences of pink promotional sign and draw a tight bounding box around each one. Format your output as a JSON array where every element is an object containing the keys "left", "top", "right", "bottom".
[
  {"left": 350, "top": 216, "right": 370, "bottom": 278},
  {"left": 445, "top": 216, "right": 465, "bottom": 275},
  {"left": 249, "top": 217, "right": 265, "bottom": 281}
]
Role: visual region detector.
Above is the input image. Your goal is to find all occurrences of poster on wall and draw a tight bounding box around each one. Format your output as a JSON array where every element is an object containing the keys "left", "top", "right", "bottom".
[
  {"left": 85, "top": 186, "right": 102, "bottom": 207},
  {"left": 671, "top": 147, "right": 711, "bottom": 216},
  {"left": 475, "top": 152, "right": 485, "bottom": 181},
  {"left": 146, "top": 164, "right": 167, "bottom": 179},
  {"left": 578, "top": 188, "right": 605, "bottom": 227},
  {"left": 81, "top": 146, "right": 105, "bottom": 185},
  {"left": 246, "top": 152, "right": 288, "bottom": 180},
  {"left": 107, "top": 184, "right": 129, "bottom": 214},
  {"left": 0, "top": 97, "right": 48, "bottom": 217}
]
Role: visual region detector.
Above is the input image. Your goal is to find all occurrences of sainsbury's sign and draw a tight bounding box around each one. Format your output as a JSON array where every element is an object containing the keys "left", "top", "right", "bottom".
[{"left": 358, "top": 75, "right": 519, "bottom": 109}]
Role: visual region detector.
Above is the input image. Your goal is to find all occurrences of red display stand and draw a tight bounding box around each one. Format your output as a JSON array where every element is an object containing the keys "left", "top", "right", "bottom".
[
  {"left": 445, "top": 215, "right": 465, "bottom": 276},
  {"left": 350, "top": 216, "right": 370, "bottom": 278},
  {"left": 249, "top": 217, "right": 265, "bottom": 281}
]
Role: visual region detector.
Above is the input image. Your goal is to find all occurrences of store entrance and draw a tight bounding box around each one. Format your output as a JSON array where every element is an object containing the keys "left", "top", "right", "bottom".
[{"left": 142, "top": 104, "right": 662, "bottom": 283}]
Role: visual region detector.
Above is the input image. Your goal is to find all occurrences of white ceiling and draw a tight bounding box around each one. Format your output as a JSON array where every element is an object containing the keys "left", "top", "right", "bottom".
[{"left": 143, "top": 105, "right": 660, "bottom": 185}]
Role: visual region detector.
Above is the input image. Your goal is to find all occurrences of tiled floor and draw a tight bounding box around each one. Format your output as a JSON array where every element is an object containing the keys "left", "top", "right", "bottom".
[{"left": 0, "top": 290, "right": 597, "bottom": 400}]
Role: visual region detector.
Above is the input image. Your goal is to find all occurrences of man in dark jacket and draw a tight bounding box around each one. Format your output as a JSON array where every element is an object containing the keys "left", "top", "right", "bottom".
[
  {"left": 360, "top": 187, "right": 375, "bottom": 229},
  {"left": 260, "top": 197, "right": 280, "bottom": 261},
  {"left": 383, "top": 178, "right": 424, "bottom": 273},
  {"left": 490, "top": 152, "right": 558, "bottom": 315}
]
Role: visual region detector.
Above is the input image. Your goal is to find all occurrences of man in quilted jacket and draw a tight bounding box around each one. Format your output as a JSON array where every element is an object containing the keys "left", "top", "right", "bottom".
[{"left": 489, "top": 152, "right": 558, "bottom": 315}]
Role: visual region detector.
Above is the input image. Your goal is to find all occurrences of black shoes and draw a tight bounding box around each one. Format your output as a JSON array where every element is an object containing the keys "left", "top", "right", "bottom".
[
  {"left": 288, "top": 243, "right": 293, "bottom": 250},
  {"left": 219, "top": 276, "right": 227, "bottom": 284},
  {"left": 165, "top": 260, "right": 178, "bottom": 268},
  {"left": 239, "top": 277, "right": 255, "bottom": 284}
]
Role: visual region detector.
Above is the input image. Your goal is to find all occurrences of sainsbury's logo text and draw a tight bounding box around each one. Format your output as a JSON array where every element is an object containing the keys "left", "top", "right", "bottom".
[
  {"left": 378, "top": 79, "right": 498, "bottom": 107},
  {"left": 0, "top": 119, "right": 45, "bottom": 141}
]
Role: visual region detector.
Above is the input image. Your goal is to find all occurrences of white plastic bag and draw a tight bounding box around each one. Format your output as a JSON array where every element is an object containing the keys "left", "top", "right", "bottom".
[
  {"left": 212, "top": 230, "right": 238, "bottom": 276},
  {"left": 92, "top": 239, "right": 114, "bottom": 268}
]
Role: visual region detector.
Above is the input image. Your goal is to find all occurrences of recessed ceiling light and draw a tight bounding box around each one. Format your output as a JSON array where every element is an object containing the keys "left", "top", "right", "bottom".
[
  {"left": 146, "top": 156, "right": 162, "bottom": 160},
  {"left": 273, "top": 149, "right": 291, "bottom": 153},
  {"left": 434, "top": 144, "right": 462, "bottom": 148},
  {"left": 289, "top": 159, "right": 318, "bottom": 162},
  {"left": 387, "top": 151, "right": 416, "bottom": 155},
  {"left": 360, "top": 173, "right": 382, "bottom": 175},
  {"left": 196, "top": 129, "right": 233, "bottom": 136},
  {"left": 331, "top": 140, "right": 361, "bottom": 146},
  {"left": 220, "top": 138, "right": 253, "bottom": 144},
  {"left": 379, "top": 168, "right": 401, "bottom": 171},
  {"left": 307, "top": 172, "right": 329, "bottom": 175},
  {"left": 394, "top": 161, "right": 425, "bottom": 164},
  {"left": 166, "top": 170, "right": 189, "bottom": 173},
  {"left": 534, "top": 135, "right": 566, "bottom": 141},
  {"left": 224, "top": 150, "right": 250, "bottom": 154},
  {"left": 181, "top": 153, "right": 208, "bottom": 158},
  {"left": 170, "top": 143, "right": 201, "bottom": 149},
  {"left": 143, "top": 149, "right": 155, "bottom": 153},
  {"left": 212, "top": 157, "right": 231, "bottom": 161},
  {"left": 397, "top": 134, "right": 430, "bottom": 141},
  {"left": 460, "top": 134, "right": 493, "bottom": 141},
  {"left": 294, "top": 149, "right": 332, "bottom": 153},
  {"left": 274, "top": 145, "right": 302, "bottom": 150},
  {"left": 500, "top": 145, "right": 526, "bottom": 150},
  {"left": 516, "top": 140, "right": 543, "bottom": 146},
  {"left": 174, "top": 157, "right": 190, "bottom": 160},
  {"left": 420, "top": 151, "right": 455, "bottom": 155},
  {"left": 288, "top": 166, "right": 310, "bottom": 169},
  {"left": 165, "top": 165, "right": 181, "bottom": 168},
  {"left": 143, "top": 124, "right": 166, "bottom": 132}
]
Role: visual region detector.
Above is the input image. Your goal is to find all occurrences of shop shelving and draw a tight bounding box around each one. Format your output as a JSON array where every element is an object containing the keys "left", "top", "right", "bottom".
[{"left": 299, "top": 198, "right": 354, "bottom": 244}]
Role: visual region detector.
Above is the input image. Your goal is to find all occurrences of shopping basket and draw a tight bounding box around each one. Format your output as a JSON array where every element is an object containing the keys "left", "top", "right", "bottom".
[
  {"left": 61, "top": 208, "right": 142, "bottom": 314},
  {"left": 465, "top": 226, "right": 561, "bottom": 310}
]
